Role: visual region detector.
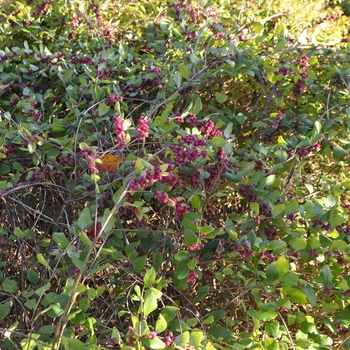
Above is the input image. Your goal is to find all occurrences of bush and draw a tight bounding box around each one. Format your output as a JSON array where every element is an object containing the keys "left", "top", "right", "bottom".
[{"left": 0, "top": 0, "right": 349, "bottom": 349}]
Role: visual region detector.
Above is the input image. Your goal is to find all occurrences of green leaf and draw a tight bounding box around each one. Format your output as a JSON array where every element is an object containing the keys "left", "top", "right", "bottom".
[
  {"left": 208, "top": 324, "right": 232, "bottom": 340},
  {"left": 38, "top": 325, "right": 55, "bottom": 334},
  {"left": 302, "top": 287, "right": 317, "bottom": 307},
  {"left": 320, "top": 265, "right": 332, "bottom": 286},
  {"left": 193, "top": 96, "right": 202, "bottom": 114},
  {"left": 215, "top": 92, "right": 228, "bottom": 103},
  {"left": 276, "top": 255, "right": 289, "bottom": 276},
  {"left": 191, "top": 194, "right": 201, "bottom": 210},
  {"left": 178, "top": 63, "right": 189, "bottom": 79},
  {"left": 285, "top": 199, "right": 298, "bottom": 215},
  {"left": 98, "top": 102, "right": 110, "bottom": 117},
  {"left": 2, "top": 279, "right": 18, "bottom": 293},
  {"left": 144, "top": 288, "right": 162, "bottom": 316},
  {"left": 35, "top": 283, "right": 51, "bottom": 297},
  {"left": 61, "top": 336, "right": 85, "bottom": 350},
  {"left": 24, "top": 299, "right": 36, "bottom": 310},
  {"left": 287, "top": 288, "right": 307, "bottom": 304},
  {"left": 155, "top": 314, "right": 167, "bottom": 333},
  {"left": 272, "top": 204, "right": 285, "bottom": 217},
  {"left": 149, "top": 337, "right": 167, "bottom": 349},
  {"left": 152, "top": 252, "right": 163, "bottom": 271},
  {"left": 182, "top": 219, "right": 197, "bottom": 232},
  {"left": 266, "top": 264, "right": 279, "bottom": 281},
  {"left": 52, "top": 232, "right": 70, "bottom": 249},
  {"left": 291, "top": 237, "right": 307, "bottom": 251},
  {"left": 133, "top": 256, "right": 147, "bottom": 274},
  {"left": 144, "top": 267, "right": 156, "bottom": 287},
  {"left": 0, "top": 302, "right": 11, "bottom": 320},
  {"left": 161, "top": 306, "right": 179, "bottom": 322},
  {"left": 184, "top": 229, "right": 197, "bottom": 246},
  {"left": 250, "top": 202, "right": 259, "bottom": 216},
  {"left": 211, "top": 136, "right": 226, "bottom": 147},
  {"left": 257, "top": 310, "right": 278, "bottom": 321},
  {"left": 173, "top": 71, "right": 182, "bottom": 89},
  {"left": 266, "top": 321, "right": 279, "bottom": 337},
  {"left": 77, "top": 207, "right": 92, "bottom": 230},
  {"left": 27, "top": 270, "right": 39, "bottom": 284},
  {"left": 190, "top": 329, "right": 204, "bottom": 345},
  {"left": 264, "top": 337, "right": 279, "bottom": 350},
  {"left": 237, "top": 162, "right": 256, "bottom": 177}
]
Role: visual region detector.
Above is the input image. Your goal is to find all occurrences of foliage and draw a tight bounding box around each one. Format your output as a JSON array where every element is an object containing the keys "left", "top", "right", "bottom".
[{"left": 0, "top": 0, "right": 349, "bottom": 349}]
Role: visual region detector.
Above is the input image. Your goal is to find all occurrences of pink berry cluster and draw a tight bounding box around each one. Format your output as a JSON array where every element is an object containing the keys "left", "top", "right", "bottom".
[
  {"left": 136, "top": 116, "right": 149, "bottom": 139},
  {"left": 266, "top": 225, "right": 279, "bottom": 240},
  {"left": 165, "top": 331, "right": 176, "bottom": 347},
  {"left": 258, "top": 251, "right": 278, "bottom": 263},
  {"left": 187, "top": 270, "right": 199, "bottom": 285},
  {"left": 107, "top": 93, "right": 123, "bottom": 106},
  {"left": 83, "top": 221, "right": 102, "bottom": 242},
  {"left": 188, "top": 243, "right": 204, "bottom": 252},
  {"left": 271, "top": 112, "right": 284, "bottom": 128},
  {"left": 155, "top": 190, "right": 169, "bottom": 204},
  {"left": 295, "top": 136, "right": 325, "bottom": 157},
  {"left": 240, "top": 184, "right": 259, "bottom": 203},
  {"left": 169, "top": 134, "right": 207, "bottom": 166},
  {"left": 113, "top": 115, "right": 125, "bottom": 148},
  {"left": 198, "top": 120, "right": 222, "bottom": 138},
  {"left": 232, "top": 244, "right": 255, "bottom": 263},
  {"left": 78, "top": 149, "right": 98, "bottom": 173},
  {"left": 127, "top": 326, "right": 136, "bottom": 347}
]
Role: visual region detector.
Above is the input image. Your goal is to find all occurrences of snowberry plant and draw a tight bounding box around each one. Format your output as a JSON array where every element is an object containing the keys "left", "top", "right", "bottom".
[{"left": 0, "top": 0, "right": 349, "bottom": 349}]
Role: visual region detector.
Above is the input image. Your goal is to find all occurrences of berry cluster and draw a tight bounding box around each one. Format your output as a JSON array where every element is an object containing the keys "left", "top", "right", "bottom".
[
  {"left": 84, "top": 221, "right": 102, "bottom": 242},
  {"left": 231, "top": 244, "right": 255, "bottom": 263},
  {"left": 107, "top": 93, "right": 123, "bottom": 106},
  {"left": 198, "top": 120, "right": 222, "bottom": 138},
  {"left": 165, "top": 332, "right": 176, "bottom": 347},
  {"left": 136, "top": 116, "right": 149, "bottom": 139},
  {"left": 113, "top": 115, "right": 125, "bottom": 148},
  {"left": 187, "top": 270, "right": 199, "bottom": 285}
]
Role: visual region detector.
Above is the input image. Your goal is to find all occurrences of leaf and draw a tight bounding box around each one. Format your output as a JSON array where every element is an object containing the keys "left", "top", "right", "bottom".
[
  {"left": 208, "top": 324, "right": 232, "bottom": 340},
  {"left": 287, "top": 288, "right": 307, "bottom": 304},
  {"left": 77, "top": 207, "right": 92, "bottom": 230},
  {"left": 149, "top": 337, "right": 167, "bottom": 349},
  {"left": 155, "top": 314, "right": 167, "bottom": 333},
  {"left": 302, "top": 287, "right": 317, "bottom": 306},
  {"left": 211, "top": 136, "right": 226, "bottom": 147},
  {"left": 27, "top": 270, "right": 39, "bottom": 284},
  {"left": 133, "top": 256, "right": 147, "bottom": 274},
  {"left": 237, "top": 162, "right": 256, "bottom": 177},
  {"left": 61, "top": 336, "right": 85, "bottom": 350},
  {"left": 36, "top": 253, "right": 51, "bottom": 269},
  {"left": 193, "top": 96, "right": 202, "bottom": 114},
  {"left": 272, "top": 204, "right": 285, "bottom": 217},
  {"left": 266, "top": 264, "right": 279, "bottom": 281},
  {"left": 161, "top": 306, "right": 179, "bottom": 322},
  {"left": 320, "top": 265, "right": 332, "bottom": 286},
  {"left": 190, "top": 329, "right": 204, "bottom": 346},
  {"left": 276, "top": 255, "right": 289, "bottom": 276},
  {"left": 0, "top": 302, "right": 11, "bottom": 320},
  {"left": 266, "top": 321, "right": 279, "bottom": 337},
  {"left": 173, "top": 71, "right": 182, "bottom": 89},
  {"left": 291, "top": 237, "right": 307, "bottom": 251},
  {"left": 52, "top": 232, "right": 70, "bottom": 249},
  {"left": 98, "top": 102, "right": 110, "bottom": 116},
  {"left": 144, "top": 267, "right": 156, "bottom": 287},
  {"left": 215, "top": 92, "right": 228, "bottom": 103},
  {"left": 144, "top": 288, "right": 162, "bottom": 316},
  {"left": 184, "top": 229, "right": 197, "bottom": 246}
]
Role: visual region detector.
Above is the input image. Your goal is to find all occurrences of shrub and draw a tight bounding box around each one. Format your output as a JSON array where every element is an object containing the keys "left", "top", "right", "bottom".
[{"left": 0, "top": 0, "right": 349, "bottom": 349}]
